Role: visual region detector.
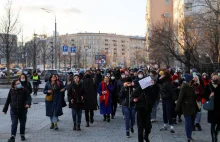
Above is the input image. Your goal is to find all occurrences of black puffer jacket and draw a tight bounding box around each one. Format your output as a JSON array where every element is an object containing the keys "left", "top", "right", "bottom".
[
  {"left": 119, "top": 86, "right": 135, "bottom": 108},
  {"left": 160, "top": 80, "right": 177, "bottom": 101},
  {"left": 3, "top": 88, "right": 31, "bottom": 113}
]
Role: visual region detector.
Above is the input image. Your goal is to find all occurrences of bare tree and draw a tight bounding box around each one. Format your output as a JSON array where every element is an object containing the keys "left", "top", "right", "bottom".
[
  {"left": 0, "top": 0, "right": 20, "bottom": 83},
  {"left": 149, "top": 17, "right": 205, "bottom": 71}
]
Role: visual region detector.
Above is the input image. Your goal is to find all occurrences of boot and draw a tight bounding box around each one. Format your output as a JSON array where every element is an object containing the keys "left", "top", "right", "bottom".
[
  {"left": 195, "top": 123, "right": 202, "bottom": 131},
  {"left": 107, "top": 114, "right": 110, "bottom": 122},
  {"left": 54, "top": 123, "right": 58, "bottom": 130},
  {"left": 73, "top": 123, "right": 76, "bottom": 131},
  {"left": 103, "top": 115, "right": 107, "bottom": 121},
  {"left": 86, "top": 121, "right": 89, "bottom": 127},
  {"left": 77, "top": 124, "right": 81, "bottom": 131},
  {"left": 50, "top": 123, "right": 54, "bottom": 129},
  {"left": 8, "top": 136, "right": 15, "bottom": 142}
]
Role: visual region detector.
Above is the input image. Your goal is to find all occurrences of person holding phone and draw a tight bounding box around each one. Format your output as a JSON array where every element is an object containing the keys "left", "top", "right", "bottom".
[
  {"left": 3, "top": 79, "right": 31, "bottom": 142},
  {"left": 98, "top": 76, "right": 113, "bottom": 122}
]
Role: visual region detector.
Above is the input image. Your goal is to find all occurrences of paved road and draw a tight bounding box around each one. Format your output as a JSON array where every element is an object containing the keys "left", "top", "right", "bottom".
[{"left": 0, "top": 102, "right": 213, "bottom": 142}]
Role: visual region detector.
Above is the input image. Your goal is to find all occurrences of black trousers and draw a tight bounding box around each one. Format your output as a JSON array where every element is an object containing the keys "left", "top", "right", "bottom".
[
  {"left": 137, "top": 108, "right": 152, "bottom": 142},
  {"left": 211, "top": 123, "right": 220, "bottom": 142},
  {"left": 111, "top": 101, "right": 118, "bottom": 116},
  {"left": 33, "top": 84, "right": 38, "bottom": 94},
  {"left": 85, "top": 110, "right": 94, "bottom": 122}
]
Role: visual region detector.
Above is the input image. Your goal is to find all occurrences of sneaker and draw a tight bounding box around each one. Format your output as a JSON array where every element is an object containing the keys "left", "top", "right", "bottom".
[
  {"left": 8, "top": 136, "right": 15, "bottom": 142},
  {"left": 21, "top": 136, "right": 26, "bottom": 141},
  {"left": 130, "top": 128, "right": 134, "bottom": 133},
  {"left": 187, "top": 138, "right": 194, "bottom": 142},
  {"left": 126, "top": 132, "right": 130, "bottom": 138},
  {"left": 50, "top": 123, "right": 54, "bottom": 129},
  {"left": 54, "top": 123, "right": 58, "bottom": 130},
  {"left": 195, "top": 123, "right": 202, "bottom": 131},
  {"left": 170, "top": 129, "right": 175, "bottom": 133},
  {"left": 160, "top": 126, "right": 168, "bottom": 131}
]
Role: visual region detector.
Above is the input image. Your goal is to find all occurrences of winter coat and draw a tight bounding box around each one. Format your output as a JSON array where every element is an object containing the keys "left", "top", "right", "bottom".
[
  {"left": 116, "top": 78, "right": 125, "bottom": 103},
  {"left": 204, "top": 83, "right": 220, "bottom": 124},
  {"left": 173, "top": 82, "right": 180, "bottom": 100},
  {"left": 193, "top": 83, "right": 204, "bottom": 101},
  {"left": 110, "top": 79, "right": 118, "bottom": 104},
  {"left": 43, "top": 82, "right": 64, "bottom": 117},
  {"left": 58, "top": 80, "right": 66, "bottom": 107},
  {"left": 175, "top": 83, "right": 197, "bottom": 117},
  {"left": 133, "top": 85, "right": 160, "bottom": 112},
  {"left": 119, "top": 86, "right": 135, "bottom": 108},
  {"left": 95, "top": 73, "right": 103, "bottom": 91},
  {"left": 21, "top": 81, "right": 32, "bottom": 104},
  {"left": 98, "top": 82, "right": 113, "bottom": 114},
  {"left": 83, "top": 75, "right": 97, "bottom": 110},
  {"left": 3, "top": 88, "right": 31, "bottom": 113},
  {"left": 160, "top": 80, "right": 177, "bottom": 101},
  {"left": 68, "top": 82, "right": 84, "bottom": 110}
]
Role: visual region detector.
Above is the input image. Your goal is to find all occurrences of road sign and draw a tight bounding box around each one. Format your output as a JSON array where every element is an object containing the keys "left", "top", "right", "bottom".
[
  {"left": 62, "top": 46, "right": 68, "bottom": 55},
  {"left": 70, "top": 46, "right": 76, "bottom": 55}
]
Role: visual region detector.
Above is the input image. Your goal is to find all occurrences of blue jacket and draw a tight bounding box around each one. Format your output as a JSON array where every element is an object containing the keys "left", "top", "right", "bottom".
[
  {"left": 43, "top": 82, "right": 64, "bottom": 117},
  {"left": 98, "top": 82, "right": 113, "bottom": 114}
]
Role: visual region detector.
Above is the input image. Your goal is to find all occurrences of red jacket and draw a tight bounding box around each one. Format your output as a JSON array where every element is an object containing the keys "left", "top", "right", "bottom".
[{"left": 194, "top": 83, "right": 204, "bottom": 101}]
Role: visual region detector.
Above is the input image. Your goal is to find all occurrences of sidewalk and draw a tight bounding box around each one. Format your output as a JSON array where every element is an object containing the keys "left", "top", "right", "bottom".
[{"left": 0, "top": 103, "right": 212, "bottom": 142}]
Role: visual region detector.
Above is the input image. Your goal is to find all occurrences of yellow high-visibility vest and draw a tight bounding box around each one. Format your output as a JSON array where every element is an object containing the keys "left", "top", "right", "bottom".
[{"left": 33, "top": 75, "right": 39, "bottom": 80}]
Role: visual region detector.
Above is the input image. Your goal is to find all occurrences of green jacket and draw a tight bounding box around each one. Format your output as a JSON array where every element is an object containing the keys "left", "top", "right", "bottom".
[{"left": 175, "top": 83, "right": 197, "bottom": 117}]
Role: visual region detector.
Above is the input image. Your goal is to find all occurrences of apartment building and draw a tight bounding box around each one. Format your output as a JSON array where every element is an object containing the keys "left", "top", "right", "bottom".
[{"left": 58, "top": 33, "right": 146, "bottom": 68}]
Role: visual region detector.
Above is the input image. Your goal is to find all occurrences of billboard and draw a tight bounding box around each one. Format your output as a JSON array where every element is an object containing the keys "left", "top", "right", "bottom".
[{"left": 95, "top": 55, "right": 106, "bottom": 65}]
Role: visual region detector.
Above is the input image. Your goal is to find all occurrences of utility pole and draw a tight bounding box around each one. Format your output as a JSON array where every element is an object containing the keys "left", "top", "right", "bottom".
[{"left": 33, "top": 33, "right": 37, "bottom": 71}]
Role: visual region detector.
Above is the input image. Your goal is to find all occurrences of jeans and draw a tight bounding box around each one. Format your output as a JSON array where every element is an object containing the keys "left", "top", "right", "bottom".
[
  {"left": 33, "top": 84, "right": 38, "bottom": 94},
  {"left": 85, "top": 110, "right": 94, "bottom": 122},
  {"left": 162, "top": 99, "right": 173, "bottom": 125},
  {"left": 151, "top": 100, "right": 159, "bottom": 120},
  {"left": 185, "top": 116, "right": 194, "bottom": 139},
  {"left": 72, "top": 109, "right": 82, "bottom": 125},
  {"left": 50, "top": 111, "right": 58, "bottom": 123},
  {"left": 195, "top": 101, "right": 202, "bottom": 124},
  {"left": 137, "top": 108, "right": 152, "bottom": 142},
  {"left": 10, "top": 109, "right": 27, "bottom": 136},
  {"left": 122, "top": 106, "right": 136, "bottom": 132}
]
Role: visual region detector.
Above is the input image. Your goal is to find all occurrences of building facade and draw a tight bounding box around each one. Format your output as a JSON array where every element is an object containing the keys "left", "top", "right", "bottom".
[{"left": 58, "top": 33, "right": 146, "bottom": 68}]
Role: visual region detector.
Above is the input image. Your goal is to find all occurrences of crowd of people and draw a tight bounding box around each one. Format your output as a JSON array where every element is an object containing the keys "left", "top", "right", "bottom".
[{"left": 2, "top": 67, "right": 220, "bottom": 142}]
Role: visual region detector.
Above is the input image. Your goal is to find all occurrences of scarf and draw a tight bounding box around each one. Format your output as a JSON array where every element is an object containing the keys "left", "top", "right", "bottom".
[{"left": 100, "top": 82, "right": 110, "bottom": 107}]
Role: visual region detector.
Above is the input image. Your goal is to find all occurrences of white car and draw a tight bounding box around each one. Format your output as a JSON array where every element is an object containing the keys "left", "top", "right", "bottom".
[{"left": 0, "top": 71, "right": 5, "bottom": 77}]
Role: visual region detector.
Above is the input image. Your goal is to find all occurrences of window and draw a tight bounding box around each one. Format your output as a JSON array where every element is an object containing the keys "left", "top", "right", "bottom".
[
  {"left": 185, "top": 3, "right": 192, "bottom": 11},
  {"left": 165, "top": 0, "right": 169, "bottom": 5},
  {"left": 165, "top": 12, "right": 169, "bottom": 18}
]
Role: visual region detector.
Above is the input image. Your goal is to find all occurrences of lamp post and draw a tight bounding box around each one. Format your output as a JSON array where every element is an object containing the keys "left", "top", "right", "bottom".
[{"left": 41, "top": 8, "right": 57, "bottom": 69}]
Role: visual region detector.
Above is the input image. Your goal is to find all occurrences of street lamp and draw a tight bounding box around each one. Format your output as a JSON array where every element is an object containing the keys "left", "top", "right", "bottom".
[{"left": 41, "top": 8, "right": 57, "bottom": 69}]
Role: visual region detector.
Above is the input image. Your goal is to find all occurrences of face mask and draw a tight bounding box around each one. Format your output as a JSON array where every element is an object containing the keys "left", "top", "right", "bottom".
[
  {"left": 138, "top": 74, "right": 143, "bottom": 79},
  {"left": 174, "top": 80, "right": 179, "bottom": 83},
  {"left": 213, "top": 80, "right": 218, "bottom": 84},
  {"left": 20, "top": 79, "right": 25, "bottom": 82},
  {"left": 111, "top": 76, "right": 115, "bottom": 80},
  {"left": 121, "top": 75, "right": 125, "bottom": 79},
  {"left": 218, "top": 73, "right": 220, "bottom": 77},
  {"left": 203, "top": 76, "right": 206, "bottom": 79},
  {"left": 16, "top": 84, "right": 22, "bottom": 89},
  {"left": 127, "top": 83, "right": 131, "bottom": 87}
]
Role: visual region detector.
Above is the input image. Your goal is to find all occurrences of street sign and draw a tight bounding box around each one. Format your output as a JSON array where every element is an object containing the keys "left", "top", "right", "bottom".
[
  {"left": 62, "top": 46, "right": 68, "bottom": 55},
  {"left": 70, "top": 46, "right": 76, "bottom": 56}
]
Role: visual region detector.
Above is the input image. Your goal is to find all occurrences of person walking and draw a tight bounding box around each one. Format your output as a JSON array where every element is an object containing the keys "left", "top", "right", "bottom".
[
  {"left": 43, "top": 74, "right": 65, "bottom": 130},
  {"left": 30, "top": 70, "right": 40, "bottom": 96},
  {"left": 19, "top": 73, "right": 32, "bottom": 132},
  {"left": 192, "top": 75, "right": 204, "bottom": 131},
  {"left": 98, "top": 76, "right": 113, "bottom": 122},
  {"left": 133, "top": 76, "right": 159, "bottom": 142},
  {"left": 110, "top": 73, "right": 118, "bottom": 119},
  {"left": 159, "top": 71, "right": 177, "bottom": 133},
  {"left": 56, "top": 75, "right": 67, "bottom": 107},
  {"left": 176, "top": 74, "right": 197, "bottom": 142},
  {"left": 68, "top": 75, "right": 84, "bottom": 131},
  {"left": 119, "top": 77, "right": 136, "bottom": 138},
  {"left": 3, "top": 79, "right": 31, "bottom": 142},
  {"left": 204, "top": 73, "right": 220, "bottom": 142},
  {"left": 83, "top": 70, "right": 97, "bottom": 127}
]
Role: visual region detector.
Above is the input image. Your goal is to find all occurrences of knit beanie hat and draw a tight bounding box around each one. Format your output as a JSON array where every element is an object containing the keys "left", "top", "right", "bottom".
[{"left": 184, "top": 73, "right": 193, "bottom": 83}]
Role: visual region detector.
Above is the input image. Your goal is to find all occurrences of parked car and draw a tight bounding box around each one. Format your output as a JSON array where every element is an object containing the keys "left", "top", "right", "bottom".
[
  {"left": 0, "top": 68, "right": 6, "bottom": 72},
  {"left": 0, "top": 71, "right": 6, "bottom": 77},
  {"left": 23, "top": 68, "right": 33, "bottom": 76},
  {"left": 2, "top": 69, "right": 14, "bottom": 76},
  {"left": 11, "top": 68, "right": 20, "bottom": 74},
  {"left": 44, "top": 69, "right": 65, "bottom": 82}
]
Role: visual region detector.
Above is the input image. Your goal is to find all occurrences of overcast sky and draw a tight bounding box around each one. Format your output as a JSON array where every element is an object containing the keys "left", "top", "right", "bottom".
[{"left": 0, "top": 0, "right": 146, "bottom": 41}]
